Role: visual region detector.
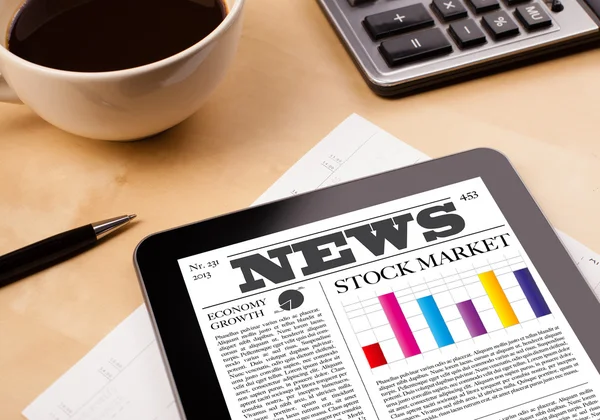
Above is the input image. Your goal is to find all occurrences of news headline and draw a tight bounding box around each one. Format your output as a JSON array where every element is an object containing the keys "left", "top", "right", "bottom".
[
  {"left": 227, "top": 201, "right": 466, "bottom": 294},
  {"left": 334, "top": 233, "right": 511, "bottom": 294},
  {"left": 208, "top": 298, "right": 267, "bottom": 330}
]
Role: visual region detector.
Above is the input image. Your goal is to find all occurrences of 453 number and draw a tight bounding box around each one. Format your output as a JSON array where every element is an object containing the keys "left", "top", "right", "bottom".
[{"left": 460, "top": 191, "right": 478, "bottom": 201}]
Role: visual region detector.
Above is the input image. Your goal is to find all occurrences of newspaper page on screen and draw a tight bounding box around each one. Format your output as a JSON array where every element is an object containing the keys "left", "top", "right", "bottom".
[{"left": 177, "top": 177, "right": 600, "bottom": 420}]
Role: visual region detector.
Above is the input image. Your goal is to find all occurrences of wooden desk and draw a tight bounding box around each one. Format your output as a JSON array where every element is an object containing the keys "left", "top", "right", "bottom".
[{"left": 1, "top": 0, "right": 599, "bottom": 418}]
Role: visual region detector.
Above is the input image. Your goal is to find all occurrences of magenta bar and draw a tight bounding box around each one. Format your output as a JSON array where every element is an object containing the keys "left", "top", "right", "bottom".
[
  {"left": 457, "top": 300, "right": 487, "bottom": 338},
  {"left": 378, "top": 292, "right": 421, "bottom": 358}
]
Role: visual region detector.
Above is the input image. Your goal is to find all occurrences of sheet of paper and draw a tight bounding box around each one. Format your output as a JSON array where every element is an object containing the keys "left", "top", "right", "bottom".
[
  {"left": 554, "top": 230, "right": 600, "bottom": 298},
  {"left": 23, "top": 113, "right": 600, "bottom": 420},
  {"left": 254, "top": 113, "right": 429, "bottom": 204},
  {"left": 22, "top": 304, "right": 182, "bottom": 420}
]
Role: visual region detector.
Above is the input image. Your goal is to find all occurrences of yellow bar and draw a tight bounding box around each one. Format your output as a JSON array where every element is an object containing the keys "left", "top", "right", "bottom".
[{"left": 478, "top": 271, "right": 519, "bottom": 328}]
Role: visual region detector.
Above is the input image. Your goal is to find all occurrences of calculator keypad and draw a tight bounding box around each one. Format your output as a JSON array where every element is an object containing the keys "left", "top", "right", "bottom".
[
  {"left": 321, "top": 0, "right": 599, "bottom": 95},
  {"left": 360, "top": 0, "right": 554, "bottom": 69}
]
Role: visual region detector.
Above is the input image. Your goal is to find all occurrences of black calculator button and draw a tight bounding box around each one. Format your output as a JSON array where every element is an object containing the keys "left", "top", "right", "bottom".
[
  {"left": 379, "top": 28, "right": 453, "bottom": 67},
  {"left": 432, "top": 0, "right": 468, "bottom": 21},
  {"left": 551, "top": 0, "right": 564, "bottom": 12},
  {"left": 515, "top": 3, "right": 552, "bottom": 30},
  {"left": 449, "top": 20, "right": 487, "bottom": 48},
  {"left": 482, "top": 10, "right": 520, "bottom": 39},
  {"left": 467, "top": 0, "right": 500, "bottom": 13},
  {"left": 363, "top": 4, "right": 434, "bottom": 40},
  {"left": 506, "top": 0, "right": 530, "bottom": 5}
]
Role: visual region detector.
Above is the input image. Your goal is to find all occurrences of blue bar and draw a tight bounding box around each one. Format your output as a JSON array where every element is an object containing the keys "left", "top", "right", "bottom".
[
  {"left": 514, "top": 268, "right": 551, "bottom": 318},
  {"left": 417, "top": 295, "right": 455, "bottom": 348}
]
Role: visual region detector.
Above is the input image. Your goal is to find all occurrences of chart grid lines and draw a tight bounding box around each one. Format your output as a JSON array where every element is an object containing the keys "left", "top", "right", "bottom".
[{"left": 343, "top": 251, "right": 553, "bottom": 370}]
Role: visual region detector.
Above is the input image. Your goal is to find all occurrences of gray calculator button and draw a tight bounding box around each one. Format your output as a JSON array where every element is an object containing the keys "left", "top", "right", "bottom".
[
  {"left": 515, "top": 3, "right": 553, "bottom": 30},
  {"left": 363, "top": 4, "right": 434, "bottom": 40},
  {"left": 379, "top": 28, "right": 453, "bottom": 67}
]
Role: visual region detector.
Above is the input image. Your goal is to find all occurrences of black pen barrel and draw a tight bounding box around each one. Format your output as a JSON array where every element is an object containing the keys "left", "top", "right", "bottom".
[{"left": 0, "top": 225, "right": 97, "bottom": 288}]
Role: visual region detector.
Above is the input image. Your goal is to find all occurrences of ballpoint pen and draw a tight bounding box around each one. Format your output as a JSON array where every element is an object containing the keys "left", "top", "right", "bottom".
[{"left": 0, "top": 214, "right": 137, "bottom": 288}]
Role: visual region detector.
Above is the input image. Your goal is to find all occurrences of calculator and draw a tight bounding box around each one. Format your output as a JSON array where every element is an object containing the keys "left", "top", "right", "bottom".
[{"left": 318, "top": 0, "right": 600, "bottom": 96}]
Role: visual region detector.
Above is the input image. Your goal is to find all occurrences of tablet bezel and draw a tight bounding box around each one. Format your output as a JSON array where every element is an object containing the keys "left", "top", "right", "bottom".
[{"left": 134, "top": 147, "right": 600, "bottom": 419}]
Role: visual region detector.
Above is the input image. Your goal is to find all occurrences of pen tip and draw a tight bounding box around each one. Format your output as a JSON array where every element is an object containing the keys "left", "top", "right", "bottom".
[{"left": 129, "top": 214, "right": 137, "bottom": 220}]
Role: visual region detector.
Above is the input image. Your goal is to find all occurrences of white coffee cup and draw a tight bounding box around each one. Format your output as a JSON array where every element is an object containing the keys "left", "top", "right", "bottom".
[{"left": 0, "top": 0, "right": 244, "bottom": 141}]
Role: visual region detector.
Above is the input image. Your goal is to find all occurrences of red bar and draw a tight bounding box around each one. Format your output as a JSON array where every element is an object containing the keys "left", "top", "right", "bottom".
[{"left": 362, "top": 343, "right": 388, "bottom": 368}]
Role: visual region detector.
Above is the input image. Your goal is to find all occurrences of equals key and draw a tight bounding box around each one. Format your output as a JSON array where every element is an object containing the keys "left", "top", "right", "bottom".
[{"left": 380, "top": 28, "right": 452, "bottom": 67}]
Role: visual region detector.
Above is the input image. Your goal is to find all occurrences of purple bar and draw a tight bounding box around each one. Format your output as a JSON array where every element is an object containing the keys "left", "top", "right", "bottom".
[
  {"left": 457, "top": 300, "right": 487, "bottom": 338},
  {"left": 513, "top": 268, "right": 551, "bottom": 318},
  {"left": 378, "top": 293, "right": 421, "bottom": 358}
]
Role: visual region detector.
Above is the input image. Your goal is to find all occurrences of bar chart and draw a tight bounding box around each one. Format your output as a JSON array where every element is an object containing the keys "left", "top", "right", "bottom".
[{"left": 342, "top": 254, "right": 552, "bottom": 370}]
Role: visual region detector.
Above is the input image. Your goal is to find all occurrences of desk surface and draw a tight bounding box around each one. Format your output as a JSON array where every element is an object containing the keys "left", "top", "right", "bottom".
[{"left": 1, "top": 0, "right": 600, "bottom": 418}]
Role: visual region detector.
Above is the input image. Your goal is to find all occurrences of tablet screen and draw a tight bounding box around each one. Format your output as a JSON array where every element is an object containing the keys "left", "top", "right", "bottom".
[{"left": 177, "top": 177, "right": 600, "bottom": 419}]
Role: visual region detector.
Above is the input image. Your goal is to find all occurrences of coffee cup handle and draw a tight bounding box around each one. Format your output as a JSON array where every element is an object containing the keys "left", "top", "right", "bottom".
[{"left": 0, "top": 73, "right": 22, "bottom": 104}]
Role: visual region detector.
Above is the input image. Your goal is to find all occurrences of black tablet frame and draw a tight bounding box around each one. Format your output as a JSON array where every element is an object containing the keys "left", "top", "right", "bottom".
[{"left": 134, "top": 148, "right": 600, "bottom": 419}]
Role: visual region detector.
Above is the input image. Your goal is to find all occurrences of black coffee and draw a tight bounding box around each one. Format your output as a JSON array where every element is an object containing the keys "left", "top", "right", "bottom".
[{"left": 7, "top": 0, "right": 227, "bottom": 72}]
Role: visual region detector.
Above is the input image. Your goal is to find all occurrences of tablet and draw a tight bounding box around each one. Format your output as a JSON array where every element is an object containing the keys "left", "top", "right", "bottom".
[{"left": 134, "top": 148, "right": 600, "bottom": 420}]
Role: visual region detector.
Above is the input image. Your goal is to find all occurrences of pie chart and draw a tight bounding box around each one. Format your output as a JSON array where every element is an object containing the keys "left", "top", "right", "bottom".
[{"left": 278, "top": 289, "right": 304, "bottom": 311}]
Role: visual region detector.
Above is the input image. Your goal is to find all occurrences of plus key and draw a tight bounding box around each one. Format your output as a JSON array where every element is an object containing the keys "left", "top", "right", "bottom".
[{"left": 363, "top": 4, "right": 434, "bottom": 40}]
